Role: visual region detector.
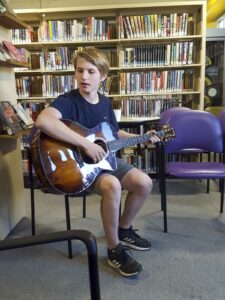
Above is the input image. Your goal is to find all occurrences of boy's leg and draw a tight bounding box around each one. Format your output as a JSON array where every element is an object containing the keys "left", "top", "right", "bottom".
[
  {"left": 94, "top": 173, "right": 121, "bottom": 249},
  {"left": 118, "top": 168, "right": 153, "bottom": 250},
  {"left": 120, "top": 167, "right": 153, "bottom": 228},
  {"left": 94, "top": 173, "right": 142, "bottom": 277}
]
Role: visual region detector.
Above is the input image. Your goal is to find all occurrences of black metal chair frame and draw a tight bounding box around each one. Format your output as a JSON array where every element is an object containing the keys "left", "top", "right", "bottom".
[
  {"left": 27, "top": 146, "right": 88, "bottom": 258},
  {"left": 0, "top": 230, "right": 100, "bottom": 300},
  {"left": 0, "top": 145, "right": 101, "bottom": 299}
]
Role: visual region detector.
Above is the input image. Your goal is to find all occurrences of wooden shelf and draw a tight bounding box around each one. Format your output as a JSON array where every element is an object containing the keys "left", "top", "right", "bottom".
[
  {"left": 13, "top": 35, "right": 202, "bottom": 50},
  {"left": 14, "top": 64, "right": 200, "bottom": 75},
  {"left": 0, "top": 7, "right": 31, "bottom": 239},
  {"left": 17, "top": 96, "right": 55, "bottom": 101},
  {"left": 14, "top": 39, "right": 118, "bottom": 50},
  {"left": 119, "top": 116, "right": 160, "bottom": 123},
  {"left": 16, "top": 90, "right": 200, "bottom": 102},
  {"left": 0, "top": 59, "right": 30, "bottom": 68},
  {"left": 0, "top": 11, "right": 30, "bottom": 29},
  {"left": 15, "top": 68, "right": 74, "bottom": 75},
  {"left": 108, "top": 91, "right": 201, "bottom": 98},
  {"left": 14, "top": 3, "right": 204, "bottom": 22},
  {"left": 120, "top": 64, "right": 201, "bottom": 71},
  {"left": 0, "top": 129, "right": 30, "bottom": 139}
]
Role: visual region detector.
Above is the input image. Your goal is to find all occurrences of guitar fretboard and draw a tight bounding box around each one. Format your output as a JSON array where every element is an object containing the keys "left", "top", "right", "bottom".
[{"left": 108, "top": 130, "right": 168, "bottom": 153}]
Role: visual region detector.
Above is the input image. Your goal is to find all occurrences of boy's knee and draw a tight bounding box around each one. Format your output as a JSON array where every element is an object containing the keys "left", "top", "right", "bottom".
[
  {"left": 138, "top": 174, "right": 153, "bottom": 194},
  {"left": 101, "top": 176, "right": 121, "bottom": 194}
]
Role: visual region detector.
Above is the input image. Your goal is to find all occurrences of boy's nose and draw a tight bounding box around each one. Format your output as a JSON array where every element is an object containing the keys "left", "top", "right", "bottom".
[{"left": 82, "top": 70, "right": 89, "bottom": 79}]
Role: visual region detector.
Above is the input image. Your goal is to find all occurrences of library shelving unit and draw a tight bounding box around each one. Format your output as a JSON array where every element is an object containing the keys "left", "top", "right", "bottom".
[
  {"left": 205, "top": 28, "right": 225, "bottom": 107},
  {"left": 12, "top": 2, "right": 206, "bottom": 175},
  {"left": 0, "top": 10, "right": 30, "bottom": 238},
  {"left": 13, "top": 1, "right": 206, "bottom": 114}
]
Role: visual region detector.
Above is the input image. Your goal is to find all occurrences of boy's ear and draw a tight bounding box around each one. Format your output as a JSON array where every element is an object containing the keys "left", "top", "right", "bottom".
[{"left": 101, "top": 74, "right": 107, "bottom": 81}]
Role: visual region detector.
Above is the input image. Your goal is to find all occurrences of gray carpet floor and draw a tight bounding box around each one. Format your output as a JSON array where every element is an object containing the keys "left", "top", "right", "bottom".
[{"left": 0, "top": 179, "right": 225, "bottom": 300}]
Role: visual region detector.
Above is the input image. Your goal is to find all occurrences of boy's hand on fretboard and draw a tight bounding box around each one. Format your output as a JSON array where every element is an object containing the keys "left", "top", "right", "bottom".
[{"left": 146, "top": 130, "right": 161, "bottom": 144}]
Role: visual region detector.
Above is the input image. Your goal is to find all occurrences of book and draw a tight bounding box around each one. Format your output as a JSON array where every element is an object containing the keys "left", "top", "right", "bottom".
[
  {"left": 0, "top": 101, "right": 24, "bottom": 135},
  {"left": 13, "top": 103, "right": 34, "bottom": 128},
  {"left": 0, "top": 42, "right": 11, "bottom": 61},
  {"left": 119, "top": 16, "right": 124, "bottom": 39},
  {"left": 2, "top": 40, "right": 26, "bottom": 63}
]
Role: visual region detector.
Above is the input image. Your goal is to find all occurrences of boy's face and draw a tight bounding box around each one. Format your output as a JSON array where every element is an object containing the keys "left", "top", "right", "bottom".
[{"left": 75, "top": 57, "right": 106, "bottom": 96}]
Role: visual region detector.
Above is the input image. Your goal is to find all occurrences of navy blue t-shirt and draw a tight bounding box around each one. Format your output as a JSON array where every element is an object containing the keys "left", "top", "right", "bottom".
[{"left": 50, "top": 89, "right": 119, "bottom": 132}]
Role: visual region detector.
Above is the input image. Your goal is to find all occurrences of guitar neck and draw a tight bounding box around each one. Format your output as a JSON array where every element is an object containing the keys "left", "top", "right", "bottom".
[{"left": 108, "top": 132, "right": 160, "bottom": 153}]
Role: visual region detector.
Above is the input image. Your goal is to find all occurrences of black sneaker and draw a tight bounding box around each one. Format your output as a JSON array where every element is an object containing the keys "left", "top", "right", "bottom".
[
  {"left": 119, "top": 226, "right": 151, "bottom": 251},
  {"left": 108, "top": 243, "right": 142, "bottom": 278}
]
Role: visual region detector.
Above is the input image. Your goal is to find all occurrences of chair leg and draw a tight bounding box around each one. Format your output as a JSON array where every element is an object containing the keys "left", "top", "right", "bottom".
[
  {"left": 27, "top": 147, "right": 36, "bottom": 236},
  {"left": 158, "top": 143, "right": 168, "bottom": 232},
  {"left": 30, "top": 188, "right": 35, "bottom": 236},
  {"left": 83, "top": 192, "right": 86, "bottom": 218},
  {"left": 206, "top": 179, "right": 210, "bottom": 194},
  {"left": 206, "top": 152, "right": 210, "bottom": 193},
  {"left": 220, "top": 178, "right": 224, "bottom": 213},
  {"left": 65, "top": 195, "right": 73, "bottom": 259},
  {"left": 160, "top": 179, "right": 168, "bottom": 233},
  {"left": 0, "top": 230, "right": 101, "bottom": 300}
]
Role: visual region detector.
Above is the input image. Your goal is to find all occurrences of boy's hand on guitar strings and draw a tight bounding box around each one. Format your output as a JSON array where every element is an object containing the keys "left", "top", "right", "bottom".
[{"left": 83, "top": 141, "right": 106, "bottom": 163}]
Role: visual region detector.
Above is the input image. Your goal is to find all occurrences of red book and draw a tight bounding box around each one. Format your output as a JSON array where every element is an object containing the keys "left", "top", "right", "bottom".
[
  {"left": 0, "top": 101, "right": 24, "bottom": 135},
  {"left": 2, "top": 40, "right": 26, "bottom": 63}
]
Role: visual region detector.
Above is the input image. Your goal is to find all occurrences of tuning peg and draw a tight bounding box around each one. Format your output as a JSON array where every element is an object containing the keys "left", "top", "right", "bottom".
[{"left": 162, "top": 124, "right": 169, "bottom": 130}]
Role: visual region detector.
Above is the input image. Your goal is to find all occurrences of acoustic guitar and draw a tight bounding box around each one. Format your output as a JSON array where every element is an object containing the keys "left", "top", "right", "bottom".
[{"left": 31, "top": 120, "right": 175, "bottom": 195}]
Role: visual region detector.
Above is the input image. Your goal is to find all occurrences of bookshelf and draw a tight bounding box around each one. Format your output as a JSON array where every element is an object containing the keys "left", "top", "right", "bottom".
[
  {"left": 205, "top": 28, "right": 225, "bottom": 107},
  {"left": 0, "top": 11, "right": 30, "bottom": 29},
  {"left": 0, "top": 58, "right": 30, "bottom": 68},
  {"left": 10, "top": 2, "right": 206, "bottom": 177},
  {"left": 12, "top": 1, "right": 206, "bottom": 118},
  {"left": 118, "top": 117, "right": 160, "bottom": 174},
  {"left": 0, "top": 11, "right": 30, "bottom": 238}
]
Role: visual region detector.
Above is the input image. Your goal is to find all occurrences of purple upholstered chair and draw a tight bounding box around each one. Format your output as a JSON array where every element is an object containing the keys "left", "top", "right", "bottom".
[
  {"left": 157, "top": 106, "right": 191, "bottom": 129},
  {"left": 218, "top": 108, "right": 225, "bottom": 135},
  {"left": 158, "top": 110, "right": 225, "bottom": 232},
  {"left": 158, "top": 107, "right": 212, "bottom": 192}
]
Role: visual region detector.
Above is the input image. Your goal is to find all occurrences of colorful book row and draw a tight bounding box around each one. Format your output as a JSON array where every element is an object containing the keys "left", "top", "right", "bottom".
[
  {"left": 119, "top": 70, "right": 192, "bottom": 94},
  {"left": 120, "top": 42, "right": 194, "bottom": 67}
]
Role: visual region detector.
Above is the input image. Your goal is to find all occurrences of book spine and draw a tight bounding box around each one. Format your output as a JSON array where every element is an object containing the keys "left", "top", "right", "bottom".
[
  {"left": 0, "top": 105, "right": 8, "bottom": 133},
  {"left": 119, "top": 16, "right": 124, "bottom": 39},
  {"left": 0, "top": 104, "right": 12, "bottom": 135},
  {"left": 126, "top": 16, "right": 133, "bottom": 38}
]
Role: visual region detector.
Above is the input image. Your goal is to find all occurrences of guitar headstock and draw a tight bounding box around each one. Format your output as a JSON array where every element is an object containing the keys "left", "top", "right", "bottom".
[{"left": 159, "top": 125, "right": 176, "bottom": 142}]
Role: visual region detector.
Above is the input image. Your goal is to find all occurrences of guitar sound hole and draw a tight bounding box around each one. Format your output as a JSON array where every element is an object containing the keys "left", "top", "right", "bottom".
[
  {"left": 80, "top": 139, "right": 108, "bottom": 164},
  {"left": 94, "top": 139, "right": 107, "bottom": 152}
]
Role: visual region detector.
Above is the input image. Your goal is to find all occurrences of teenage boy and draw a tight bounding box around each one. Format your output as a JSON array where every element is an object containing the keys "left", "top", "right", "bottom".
[{"left": 35, "top": 47, "right": 160, "bottom": 278}]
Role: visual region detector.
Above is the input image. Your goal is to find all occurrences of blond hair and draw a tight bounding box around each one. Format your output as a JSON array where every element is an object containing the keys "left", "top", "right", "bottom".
[{"left": 74, "top": 47, "right": 110, "bottom": 76}]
